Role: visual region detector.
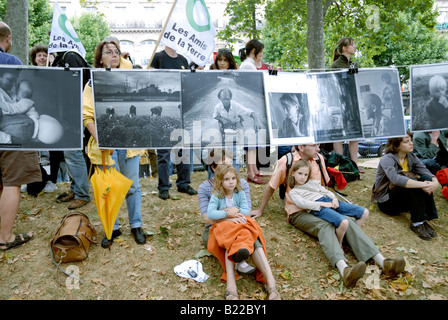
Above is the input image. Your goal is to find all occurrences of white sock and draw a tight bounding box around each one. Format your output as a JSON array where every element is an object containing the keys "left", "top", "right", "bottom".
[
  {"left": 336, "top": 260, "right": 348, "bottom": 276},
  {"left": 412, "top": 221, "right": 424, "bottom": 226},
  {"left": 373, "top": 253, "right": 385, "bottom": 269}
]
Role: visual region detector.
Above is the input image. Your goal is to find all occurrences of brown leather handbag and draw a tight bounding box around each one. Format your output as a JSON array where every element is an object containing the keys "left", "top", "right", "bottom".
[{"left": 50, "top": 212, "right": 98, "bottom": 264}]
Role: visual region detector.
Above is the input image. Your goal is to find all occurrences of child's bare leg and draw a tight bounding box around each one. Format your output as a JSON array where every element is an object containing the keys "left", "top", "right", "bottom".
[
  {"left": 336, "top": 219, "right": 349, "bottom": 248},
  {"left": 356, "top": 209, "right": 369, "bottom": 227},
  {"left": 225, "top": 251, "right": 238, "bottom": 300}
]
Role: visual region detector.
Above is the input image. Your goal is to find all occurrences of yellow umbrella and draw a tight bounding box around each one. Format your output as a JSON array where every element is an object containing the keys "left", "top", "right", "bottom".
[{"left": 91, "top": 155, "right": 133, "bottom": 248}]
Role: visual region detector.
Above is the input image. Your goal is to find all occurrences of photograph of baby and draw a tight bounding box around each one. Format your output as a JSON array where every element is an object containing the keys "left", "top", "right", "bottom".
[
  {"left": 0, "top": 66, "right": 82, "bottom": 150},
  {"left": 410, "top": 63, "right": 448, "bottom": 131},
  {"left": 355, "top": 68, "right": 406, "bottom": 139}
]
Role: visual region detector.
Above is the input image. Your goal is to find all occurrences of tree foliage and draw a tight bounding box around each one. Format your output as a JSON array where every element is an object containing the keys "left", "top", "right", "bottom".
[
  {"left": 0, "top": 0, "right": 109, "bottom": 65},
  {"left": 74, "top": 12, "right": 110, "bottom": 65},
  {"left": 217, "top": 0, "right": 266, "bottom": 43},
  {"left": 220, "top": 0, "right": 448, "bottom": 80}
]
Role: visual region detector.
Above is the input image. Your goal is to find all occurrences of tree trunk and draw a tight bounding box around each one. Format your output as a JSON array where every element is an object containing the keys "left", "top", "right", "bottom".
[
  {"left": 4, "top": 0, "right": 28, "bottom": 65},
  {"left": 306, "top": 0, "right": 325, "bottom": 70}
]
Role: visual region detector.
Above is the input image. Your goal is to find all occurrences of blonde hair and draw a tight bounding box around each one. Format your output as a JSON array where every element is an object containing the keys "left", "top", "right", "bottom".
[
  {"left": 213, "top": 164, "right": 242, "bottom": 198},
  {"left": 428, "top": 75, "right": 447, "bottom": 97},
  {"left": 287, "top": 160, "right": 311, "bottom": 188}
]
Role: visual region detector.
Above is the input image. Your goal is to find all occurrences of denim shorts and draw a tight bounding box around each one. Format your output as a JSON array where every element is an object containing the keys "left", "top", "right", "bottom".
[{"left": 311, "top": 196, "right": 365, "bottom": 227}]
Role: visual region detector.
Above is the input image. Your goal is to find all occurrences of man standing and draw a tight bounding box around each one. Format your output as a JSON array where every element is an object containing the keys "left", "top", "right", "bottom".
[
  {"left": 51, "top": 49, "right": 91, "bottom": 209},
  {"left": 149, "top": 46, "right": 197, "bottom": 200},
  {"left": 251, "top": 143, "right": 406, "bottom": 287},
  {"left": 0, "top": 21, "right": 41, "bottom": 250}
]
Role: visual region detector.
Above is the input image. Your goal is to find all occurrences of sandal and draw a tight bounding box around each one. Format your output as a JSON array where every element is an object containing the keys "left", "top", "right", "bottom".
[
  {"left": 265, "top": 285, "right": 281, "bottom": 300},
  {"left": 225, "top": 290, "right": 239, "bottom": 300},
  {"left": 247, "top": 175, "right": 266, "bottom": 185},
  {"left": 256, "top": 173, "right": 270, "bottom": 178},
  {"left": 0, "top": 232, "right": 34, "bottom": 251}
]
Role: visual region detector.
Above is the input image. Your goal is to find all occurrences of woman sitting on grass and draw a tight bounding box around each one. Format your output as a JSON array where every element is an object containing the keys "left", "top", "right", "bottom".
[{"left": 373, "top": 132, "right": 439, "bottom": 241}]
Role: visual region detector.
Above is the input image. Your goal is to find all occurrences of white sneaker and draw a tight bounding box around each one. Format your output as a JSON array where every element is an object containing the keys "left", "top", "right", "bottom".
[
  {"left": 43, "top": 181, "right": 58, "bottom": 193},
  {"left": 235, "top": 261, "right": 256, "bottom": 275},
  {"left": 20, "top": 185, "right": 27, "bottom": 193}
]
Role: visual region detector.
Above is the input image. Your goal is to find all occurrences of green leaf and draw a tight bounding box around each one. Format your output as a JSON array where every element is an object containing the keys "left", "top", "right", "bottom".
[{"left": 159, "top": 226, "right": 169, "bottom": 237}]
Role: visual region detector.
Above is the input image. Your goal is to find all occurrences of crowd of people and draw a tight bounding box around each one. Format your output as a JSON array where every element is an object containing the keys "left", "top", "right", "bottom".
[{"left": 0, "top": 21, "right": 445, "bottom": 300}]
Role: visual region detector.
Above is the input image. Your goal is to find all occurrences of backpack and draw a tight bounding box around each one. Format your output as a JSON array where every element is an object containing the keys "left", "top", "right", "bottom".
[
  {"left": 279, "top": 151, "right": 347, "bottom": 200},
  {"left": 436, "top": 168, "right": 448, "bottom": 186},
  {"left": 327, "top": 152, "right": 360, "bottom": 182},
  {"left": 53, "top": 50, "right": 91, "bottom": 87},
  {"left": 436, "top": 168, "right": 448, "bottom": 201},
  {"left": 279, "top": 152, "right": 294, "bottom": 200}
]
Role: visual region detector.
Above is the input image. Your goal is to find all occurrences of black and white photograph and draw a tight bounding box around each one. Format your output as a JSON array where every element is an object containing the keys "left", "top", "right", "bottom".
[
  {"left": 264, "top": 72, "right": 314, "bottom": 146},
  {"left": 355, "top": 68, "right": 406, "bottom": 139},
  {"left": 181, "top": 71, "right": 268, "bottom": 148},
  {"left": 0, "top": 66, "right": 82, "bottom": 150},
  {"left": 410, "top": 63, "right": 448, "bottom": 131},
  {"left": 307, "top": 70, "right": 363, "bottom": 143},
  {"left": 91, "top": 69, "right": 183, "bottom": 149}
]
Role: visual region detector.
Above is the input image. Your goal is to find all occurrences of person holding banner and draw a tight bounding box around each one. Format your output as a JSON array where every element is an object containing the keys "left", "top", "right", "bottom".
[
  {"left": 83, "top": 39, "right": 147, "bottom": 247},
  {"left": 209, "top": 48, "right": 240, "bottom": 177},
  {"left": 150, "top": 46, "right": 197, "bottom": 200},
  {"left": 214, "top": 48, "right": 238, "bottom": 70},
  {"left": 331, "top": 37, "right": 365, "bottom": 174},
  {"left": 238, "top": 39, "right": 269, "bottom": 185},
  {"left": 48, "top": 3, "right": 92, "bottom": 209}
]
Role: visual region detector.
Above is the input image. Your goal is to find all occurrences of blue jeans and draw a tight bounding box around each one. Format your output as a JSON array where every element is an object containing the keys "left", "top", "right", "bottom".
[
  {"left": 421, "top": 158, "right": 441, "bottom": 175},
  {"left": 157, "top": 148, "right": 191, "bottom": 191},
  {"left": 63, "top": 150, "right": 91, "bottom": 201},
  {"left": 311, "top": 196, "right": 365, "bottom": 227},
  {"left": 100, "top": 150, "right": 142, "bottom": 230}
]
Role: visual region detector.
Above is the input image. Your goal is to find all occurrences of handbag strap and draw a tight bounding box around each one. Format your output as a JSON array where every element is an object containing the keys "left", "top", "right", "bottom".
[{"left": 101, "top": 150, "right": 106, "bottom": 173}]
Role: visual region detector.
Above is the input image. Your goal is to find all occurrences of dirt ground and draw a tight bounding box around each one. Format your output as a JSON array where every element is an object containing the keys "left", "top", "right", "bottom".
[{"left": 1, "top": 158, "right": 447, "bottom": 301}]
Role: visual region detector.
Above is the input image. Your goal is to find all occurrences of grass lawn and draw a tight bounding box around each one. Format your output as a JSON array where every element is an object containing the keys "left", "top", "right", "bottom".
[{"left": 1, "top": 158, "right": 447, "bottom": 301}]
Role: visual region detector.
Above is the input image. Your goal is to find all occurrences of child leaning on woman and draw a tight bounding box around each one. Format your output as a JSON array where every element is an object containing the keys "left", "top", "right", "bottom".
[{"left": 288, "top": 160, "right": 369, "bottom": 249}]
